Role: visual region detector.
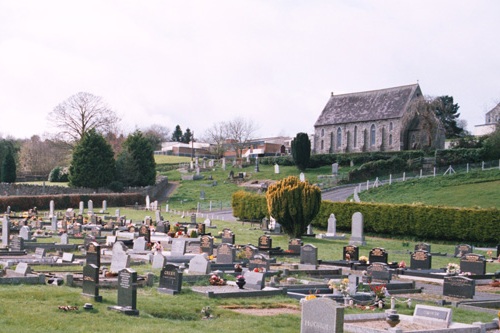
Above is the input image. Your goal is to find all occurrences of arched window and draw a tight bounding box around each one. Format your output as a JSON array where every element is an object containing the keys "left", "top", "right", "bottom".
[
  {"left": 389, "top": 122, "right": 393, "bottom": 131},
  {"left": 353, "top": 126, "right": 358, "bottom": 148},
  {"left": 321, "top": 129, "right": 325, "bottom": 137},
  {"left": 389, "top": 134, "right": 393, "bottom": 146},
  {"left": 370, "top": 124, "right": 376, "bottom": 146},
  {"left": 336, "top": 127, "right": 342, "bottom": 149},
  {"left": 320, "top": 140, "right": 324, "bottom": 150}
]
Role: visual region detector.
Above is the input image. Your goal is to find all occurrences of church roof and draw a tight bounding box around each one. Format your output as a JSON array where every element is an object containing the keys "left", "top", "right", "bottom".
[{"left": 314, "top": 84, "right": 422, "bottom": 127}]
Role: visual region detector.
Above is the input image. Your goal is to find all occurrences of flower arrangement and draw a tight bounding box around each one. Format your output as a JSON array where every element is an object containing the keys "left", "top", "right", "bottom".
[
  {"left": 209, "top": 274, "right": 226, "bottom": 286},
  {"left": 253, "top": 267, "right": 265, "bottom": 273},
  {"left": 446, "top": 263, "right": 460, "bottom": 275},
  {"left": 234, "top": 264, "right": 242, "bottom": 272},
  {"left": 398, "top": 261, "right": 406, "bottom": 268},
  {"left": 359, "top": 256, "right": 368, "bottom": 263},
  {"left": 201, "top": 306, "right": 212, "bottom": 319},
  {"left": 370, "top": 284, "right": 387, "bottom": 300},
  {"left": 328, "top": 278, "right": 350, "bottom": 296},
  {"left": 236, "top": 275, "right": 245, "bottom": 281}
]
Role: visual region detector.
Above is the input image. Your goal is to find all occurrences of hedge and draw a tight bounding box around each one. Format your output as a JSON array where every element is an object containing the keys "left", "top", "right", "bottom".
[
  {"left": 231, "top": 191, "right": 500, "bottom": 244},
  {"left": 347, "top": 157, "right": 409, "bottom": 182},
  {"left": 435, "top": 148, "right": 486, "bottom": 167},
  {"left": 0, "top": 193, "right": 145, "bottom": 212},
  {"left": 311, "top": 201, "right": 500, "bottom": 244}
]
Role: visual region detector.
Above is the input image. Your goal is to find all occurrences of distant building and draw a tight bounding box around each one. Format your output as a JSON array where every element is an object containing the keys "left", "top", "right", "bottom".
[
  {"left": 474, "top": 103, "right": 500, "bottom": 136},
  {"left": 157, "top": 141, "right": 213, "bottom": 157},
  {"left": 313, "top": 84, "right": 445, "bottom": 153},
  {"left": 223, "top": 136, "right": 292, "bottom": 158}
]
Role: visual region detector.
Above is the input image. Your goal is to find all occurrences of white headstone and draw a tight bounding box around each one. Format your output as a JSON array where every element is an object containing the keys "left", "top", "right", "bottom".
[
  {"left": 299, "top": 172, "right": 305, "bottom": 182},
  {"left": 301, "top": 298, "right": 344, "bottom": 333},
  {"left": 110, "top": 241, "right": 131, "bottom": 273},
  {"left": 221, "top": 158, "right": 226, "bottom": 170},
  {"left": 332, "top": 163, "right": 339, "bottom": 175},
  {"left": 326, "top": 214, "right": 337, "bottom": 236},
  {"left": 151, "top": 253, "right": 166, "bottom": 269},
  {"left": 188, "top": 254, "right": 211, "bottom": 274},
  {"left": 49, "top": 200, "right": 55, "bottom": 218},
  {"left": 60, "top": 233, "right": 69, "bottom": 245},
  {"left": 274, "top": 163, "right": 280, "bottom": 174},
  {"left": 79, "top": 201, "right": 84, "bottom": 215},
  {"left": 19, "top": 225, "right": 31, "bottom": 241},
  {"left": 51, "top": 215, "right": 58, "bottom": 231},
  {"left": 88, "top": 200, "right": 93, "bottom": 214},
  {"left": 102, "top": 200, "right": 107, "bottom": 212},
  {"left": 165, "top": 204, "right": 169, "bottom": 213},
  {"left": 353, "top": 188, "right": 361, "bottom": 203},
  {"left": 204, "top": 218, "right": 212, "bottom": 227},
  {"left": 349, "top": 212, "right": 366, "bottom": 245},
  {"left": 145, "top": 195, "right": 150, "bottom": 210},
  {"left": 2, "top": 215, "right": 10, "bottom": 246}
]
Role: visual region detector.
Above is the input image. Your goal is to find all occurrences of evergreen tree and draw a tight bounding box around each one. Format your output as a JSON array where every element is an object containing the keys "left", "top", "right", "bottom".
[
  {"left": 1, "top": 149, "right": 16, "bottom": 183},
  {"left": 171, "top": 125, "right": 183, "bottom": 142},
  {"left": 182, "top": 128, "right": 193, "bottom": 144},
  {"left": 68, "top": 129, "right": 116, "bottom": 189},
  {"left": 291, "top": 132, "right": 311, "bottom": 171},
  {"left": 434, "top": 96, "right": 464, "bottom": 138},
  {"left": 117, "top": 130, "right": 156, "bottom": 186},
  {"left": 266, "top": 176, "right": 321, "bottom": 238}
]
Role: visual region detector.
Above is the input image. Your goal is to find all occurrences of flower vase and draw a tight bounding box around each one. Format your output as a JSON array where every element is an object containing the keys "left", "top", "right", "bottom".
[
  {"left": 386, "top": 314, "right": 400, "bottom": 328},
  {"left": 236, "top": 279, "right": 246, "bottom": 289}
]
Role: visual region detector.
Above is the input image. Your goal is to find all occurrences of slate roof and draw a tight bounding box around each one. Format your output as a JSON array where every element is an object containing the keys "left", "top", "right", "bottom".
[{"left": 314, "top": 84, "right": 422, "bottom": 127}]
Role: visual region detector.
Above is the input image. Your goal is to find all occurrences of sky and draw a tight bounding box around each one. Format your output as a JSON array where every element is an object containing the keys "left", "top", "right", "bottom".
[{"left": 1, "top": 1, "right": 499, "bottom": 140}]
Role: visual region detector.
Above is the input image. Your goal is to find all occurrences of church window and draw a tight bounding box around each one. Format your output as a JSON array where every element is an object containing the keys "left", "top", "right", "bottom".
[
  {"left": 320, "top": 140, "right": 324, "bottom": 150},
  {"left": 336, "top": 128, "right": 342, "bottom": 148},
  {"left": 353, "top": 126, "right": 358, "bottom": 148},
  {"left": 389, "top": 134, "right": 393, "bottom": 146},
  {"left": 389, "top": 122, "right": 393, "bottom": 131},
  {"left": 370, "top": 124, "right": 376, "bottom": 146},
  {"left": 321, "top": 129, "right": 325, "bottom": 137}
]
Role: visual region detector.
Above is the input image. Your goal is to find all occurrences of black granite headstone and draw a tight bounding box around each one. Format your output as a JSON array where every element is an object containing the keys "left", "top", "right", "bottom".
[
  {"left": 288, "top": 238, "right": 303, "bottom": 254},
  {"left": 460, "top": 253, "right": 486, "bottom": 275},
  {"left": 138, "top": 225, "right": 150, "bottom": 243},
  {"left": 158, "top": 264, "right": 183, "bottom": 295},
  {"left": 443, "top": 276, "right": 475, "bottom": 298},
  {"left": 86, "top": 241, "right": 101, "bottom": 268},
  {"left": 410, "top": 250, "right": 432, "bottom": 270},
  {"left": 343, "top": 245, "right": 359, "bottom": 261},
  {"left": 454, "top": 244, "right": 473, "bottom": 258},
  {"left": 414, "top": 242, "right": 431, "bottom": 253},
  {"left": 197, "top": 223, "right": 206, "bottom": 235},
  {"left": 116, "top": 268, "right": 139, "bottom": 314},
  {"left": 156, "top": 221, "right": 167, "bottom": 234},
  {"left": 369, "top": 247, "right": 388, "bottom": 264},
  {"left": 221, "top": 228, "right": 235, "bottom": 244},
  {"left": 10, "top": 235, "right": 24, "bottom": 252},
  {"left": 367, "top": 262, "right": 392, "bottom": 282},
  {"left": 200, "top": 235, "right": 214, "bottom": 255},
  {"left": 243, "top": 245, "right": 259, "bottom": 262},
  {"left": 82, "top": 264, "right": 102, "bottom": 302},
  {"left": 258, "top": 235, "right": 272, "bottom": 251},
  {"left": 248, "top": 253, "right": 270, "bottom": 272}
]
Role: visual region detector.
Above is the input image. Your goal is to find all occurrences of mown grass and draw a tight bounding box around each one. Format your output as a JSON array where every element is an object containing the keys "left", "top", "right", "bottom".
[{"left": 358, "top": 169, "right": 500, "bottom": 209}]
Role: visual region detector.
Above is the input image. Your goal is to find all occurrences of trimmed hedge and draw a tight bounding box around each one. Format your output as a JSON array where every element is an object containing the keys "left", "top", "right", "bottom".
[
  {"left": 231, "top": 191, "right": 500, "bottom": 243},
  {"left": 0, "top": 193, "right": 145, "bottom": 212},
  {"left": 311, "top": 201, "right": 500, "bottom": 244},
  {"left": 435, "top": 148, "right": 486, "bottom": 167}
]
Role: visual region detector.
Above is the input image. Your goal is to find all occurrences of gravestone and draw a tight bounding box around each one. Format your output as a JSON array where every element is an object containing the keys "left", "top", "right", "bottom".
[
  {"left": 110, "top": 241, "right": 131, "bottom": 273},
  {"left": 60, "top": 233, "right": 69, "bottom": 245},
  {"left": 155, "top": 210, "right": 161, "bottom": 223},
  {"left": 86, "top": 241, "right": 101, "bottom": 267},
  {"left": 216, "top": 243, "right": 235, "bottom": 264},
  {"left": 301, "top": 298, "right": 344, "bottom": 333},
  {"left": 10, "top": 235, "right": 24, "bottom": 252},
  {"left": 221, "top": 229, "right": 235, "bottom": 244},
  {"left": 62, "top": 252, "right": 74, "bottom": 262},
  {"left": 138, "top": 225, "right": 150, "bottom": 243},
  {"left": 15, "top": 262, "right": 31, "bottom": 276},
  {"left": 88, "top": 200, "right": 93, "bottom": 214},
  {"left": 108, "top": 268, "right": 139, "bottom": 315},
  {"left": 343, "top": 245, "right": 359, "bottom": 261},
  {"left": 443, "top": 276, "right": 475, "bottom": 299},
  {"left": 19, "top": 225, "right": 31, "bottom": 241},
  {"left": 369, "top": 247, "right": 388, "bottom": 264},
  {"left": 326, "top": 214, "right": 337, "bottom": 236},
  {"left": 84, "top": 234, "right": 96, "bottom": 248},
  {"left": 158, "top": 264, "right": 183, "bottom": 295},
  {"left": 332, "top": 162, "right": 339, "bottom": 175},
  {"left": 171, "top": 239, "right": 187, "bottom": 256},
  {"left": 410, "top": 250, "right": 432, "bottom": 270},
  {"left": 34, "top": 247, "right": 46, "bottom": 259},
  {"left": 243, "top": 271, "right": 265, "bottom": 290},
  {"left": 460, "top": 253, "right": 486, "bottom": 275},
  {"left": 349, "top": 212, "right": 366, "bottom": 245},
  {"left": 82, "top": 264, "right": 102, "bottom": 302},
  {"left": 1, "top": 215, "right": 9, "bottom": 247},
  {"left": 258, "top": 235, "right": 272, "bottom": 251},
  {"left": 79, "top": 201, "right": 84, "bottom": 215},
  {"left": 204, "top": 218, "right": 212, "bottom": 227},
  {"left": 49, "top": 200, "right": 55, "bottom": 217},
  {"left": 367, "top": 262, "right": 392, "bottom": 282},
  {"left": 306, "top": 224, "right": 313, "bottom": 235},
  {"left": 156, "top": 221, "right": 167, "bottom": 234},
  {"left": 299, "top": 172, "right": 305, "bottom": 182},
  {"left": 454, "top": 244, "right": 473, "bottom": 258},
  {"left": 261, "top": 218, "right": 269, "bottom": 231},
  {"left": 197, "top": 223, "right": 206, "bottom": 235},
  {"left": 288, "top": 238, "right": 303, "bottom": 254},
  {"left": 190, "top": 213, "right": 196, "bottom": 224},
  {"left": 413, "top": 305, "right": 452, "bottom": 328},
  {"left": 151, "top": 253, "right": 166, "bottom": 269},
  {"left": 133, "top": 237, "right": 147, "bottom": 252},
  {"left": 415, "top": 242, "right": 431, "bottom": 253},
  {"left": 51, "top": 216, "right": 57, "bottom": 231},
  {"left": 189, "top": 254, "right": 211, "bottom": 274},
  {"left": 248, "top": 253, "right": 271, "bottom": 272},
  {"left": 300, "top": 244, "right": 318, "bottom": 267},
  {"left": 106, "top": 236, "right": 117, "bottom": 246},
  {"left": 242, "top": 245, "right": 259, "bottom": 261},
  {"left": 200, "top": 235, "right": 214, "bottom": 255},
  {"left": 274, "top": 163, "right": 280, "bottom": 174}
]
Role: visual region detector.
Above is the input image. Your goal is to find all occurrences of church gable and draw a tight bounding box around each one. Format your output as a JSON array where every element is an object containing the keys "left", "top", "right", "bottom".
[{"left": 314, "top": 84, "right": 421, "bottom": 127}]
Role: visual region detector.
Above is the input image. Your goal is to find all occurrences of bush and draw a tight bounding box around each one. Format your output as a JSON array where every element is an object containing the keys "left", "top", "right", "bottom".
[
  {"left": 435, "top": 148, "right": 486, "bottom": 167},
  {"left": 231, "top": 191, "right": 267, "bottom": 221},
  {"left": 48, "top": 166, "right": 69, "bottom": 182},
  {"left": 347, "top": 157, "right": 409, "bottom": 182}
]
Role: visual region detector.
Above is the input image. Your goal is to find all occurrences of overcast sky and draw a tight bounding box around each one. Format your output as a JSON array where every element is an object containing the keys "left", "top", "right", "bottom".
[{"left": 1, "top": 1, "right": 499, "bottom": 140}]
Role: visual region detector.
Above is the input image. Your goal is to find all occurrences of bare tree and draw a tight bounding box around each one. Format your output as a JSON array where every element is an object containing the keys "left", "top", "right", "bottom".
[
  {"left": 202, "top": 121, "right": 227, "bottom": 158},
  {"left": 224, "top": 117, "right": 258, "bottom": 158},
  {"left": 49, "top": 92, "right": 120, "bottom": 142}
]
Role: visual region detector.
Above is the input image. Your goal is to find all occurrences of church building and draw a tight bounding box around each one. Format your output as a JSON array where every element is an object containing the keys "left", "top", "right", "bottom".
[{"left": 313, "top": 84, "right": 445, "bottom": 154}]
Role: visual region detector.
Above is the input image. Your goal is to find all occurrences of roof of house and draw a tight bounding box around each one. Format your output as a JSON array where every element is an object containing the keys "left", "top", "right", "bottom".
[
  {"left": 314, "top": 84, "right": 422, "bottom": 127},
  {"left": 486, "top": 103, "right": 500, "bottom": 117}
]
